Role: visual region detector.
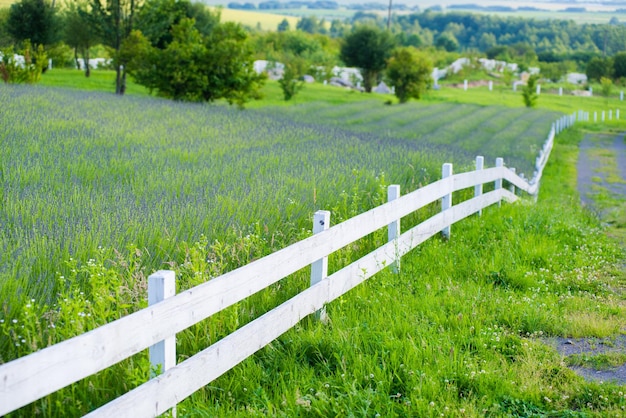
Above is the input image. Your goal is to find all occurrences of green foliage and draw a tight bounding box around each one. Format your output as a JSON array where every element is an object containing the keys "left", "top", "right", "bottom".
[
  {"left": 63, "top": 0, "right": 100, "bottom": 77},
  {"left": 135, "top": 0, "right": 219, "bottom": 49},
  {"left": 600, "top": 76, "right": 613, "bottom": 97},
  {"left": 539, "top": 61, "right": 572, "bottom": 83},
  {"left": 386, "top": 47, "right": 432, "bottom": 103},
  {"left": 7, "top": 0, "right": 57, "bottom": 46},
  {"left": 586, "top": 56, "right": 613, "bottom": 82},
  {"left": 124, "top": 19, "right": 265, "bottom": 106},
  {"left": 0, "top": 8, "right": 12, "bottom": 47},
  {"left": 277, "top": 54, "right": 307, "bottom": 101},
  {"left": 90, "top": 0, "right": 138, "bottom": 94},
  {"left": 340, "top": 25, "right": 396, "bottom": 92},
  {"left": 522, "top": 74, "right": 539, "bottom": 108},
  {"left": 0, "top": 40, "right": 47, "bottom": 83},
  {"left": 277, "top": 17, "right": 289, "bottom": 32},
  {"left": 612, "top": 51, "right": 626, "bottom": 80},
  {"left": 296, "top": 15, "right": 326, "bottom": 35},
  {"left": 435, "top": 32, "right": 459, "bottom": 52}
]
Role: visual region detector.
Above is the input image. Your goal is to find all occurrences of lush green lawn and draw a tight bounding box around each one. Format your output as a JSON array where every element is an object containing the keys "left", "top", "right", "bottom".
[{"left": 2, "top": 71, "right": 626, "bottom": 416}]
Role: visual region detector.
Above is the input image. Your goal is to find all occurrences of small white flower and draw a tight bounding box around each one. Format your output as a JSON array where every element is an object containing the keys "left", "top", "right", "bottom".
[{"left": 12, "top": 319, "right": 17, "bottom": 324}]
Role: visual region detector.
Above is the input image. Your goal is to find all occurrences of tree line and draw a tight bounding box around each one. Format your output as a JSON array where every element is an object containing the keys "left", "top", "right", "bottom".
[{"left": 2, "top": 1, "right": 626, "bottom": 105}]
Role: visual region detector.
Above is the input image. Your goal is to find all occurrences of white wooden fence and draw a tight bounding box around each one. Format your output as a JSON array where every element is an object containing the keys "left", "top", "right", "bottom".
[{"left": 0, "top": 116, "right": 570, "bottom": 417}]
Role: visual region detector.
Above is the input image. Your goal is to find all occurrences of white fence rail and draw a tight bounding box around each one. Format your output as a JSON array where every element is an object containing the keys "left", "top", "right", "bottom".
[{"left": 0, "top": 115, "right": 571, "bottom": 417}]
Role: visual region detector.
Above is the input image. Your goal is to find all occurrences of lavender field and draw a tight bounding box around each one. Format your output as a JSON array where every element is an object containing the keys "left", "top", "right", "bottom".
[{"left": 0, "top": 85, "right": 561, "bottom": 304}]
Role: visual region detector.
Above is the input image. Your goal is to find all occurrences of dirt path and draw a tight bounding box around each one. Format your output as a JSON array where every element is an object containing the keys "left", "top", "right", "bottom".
[
  {"left": 564, "top": 132, "right": 626, "bottom": 384},
  {"left": 578, "top": 133, "right": 626, "bottom": 209}
]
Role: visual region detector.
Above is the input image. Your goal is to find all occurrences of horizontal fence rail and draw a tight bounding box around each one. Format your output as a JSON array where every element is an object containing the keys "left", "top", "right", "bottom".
[{"left": 0, "top": 114, "right": 574, "bottom": 416}]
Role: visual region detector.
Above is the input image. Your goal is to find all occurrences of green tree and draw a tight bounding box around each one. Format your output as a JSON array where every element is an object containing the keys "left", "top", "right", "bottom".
[
  {"left": 600, "top": 76, "right": 613, "bottom": 98},
  {"left": 386, "top": 47, "right": 432, "bottom": 103},
  {"left": 522, "top": 74, "right": 539, "bottom": 108},
  {"left": 0, "top": 40, "right": 47, "bottom": 83},
  {"left": 586, "top": 56, "right": 612, "bottom": 82},
  {"left": 613, "top": 52, "right": 626, "bottom": 80},
  {"left": 278, "top": 54, "right": 307, "bottom": 101},
  {"left": 340, "top": 25, "right": 396, "bottom": 92},
  {"left": 90, "top": 0, "right": 138, "bottom": 94},
  {"left": 277, "top": 18, "right": 290, "bottom": 32},
  {"left": 123, "top": 19, "right": 265, "bottom": 106},
  {"left": 135, "top": 0, "right": 219, "bottom": 49},
  {"left": 64, "top": 1, "right": 100, "bottom": 76},
  {"left": 296, "top": 16, "right": 326, "bottom": 34},
  {"left": 7, "top": 0, "right": 58, "bottom": 46},
  {"left": 435, "top": 32, "right": 458, "bottom": 52},
  {"left": 0, "top": 9, "right": 12, "bottom": 47}
]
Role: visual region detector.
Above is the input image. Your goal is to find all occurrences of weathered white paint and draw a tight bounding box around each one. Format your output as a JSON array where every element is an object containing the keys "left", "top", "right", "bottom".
[
  {"left": 311, "top": 210, "right": 330, "bottom": 321},
  {"left": 475, "top": 156, "right": 484, "bottom": 216},
  {"left": 464, "top": 80, "right": 468, "bottom": 91},
  {"left": 387, "top": 185, "right": 401, "bottom": 273},
  {"left": 441, "top": 163, "right": 453, "bottom": 239},
  {"left": 559, "top": 87, "right": 563, "bottom": 96}
]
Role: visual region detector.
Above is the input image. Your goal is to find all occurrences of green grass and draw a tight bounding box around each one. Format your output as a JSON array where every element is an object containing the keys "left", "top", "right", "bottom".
[{"left": 2, "top": 71, "right": 626, "bottom": 416}]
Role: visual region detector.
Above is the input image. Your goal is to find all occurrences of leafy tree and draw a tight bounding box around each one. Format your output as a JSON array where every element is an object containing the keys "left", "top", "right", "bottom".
[
  {"left": 90, "top": 0, "right": 138, "bottom": 94},
  {"left": 0, "top": 9, "right": 12, "bottom": 47},
  {"left": 277, "top": 18, "right": 290, "bottom": 32},
  {"left": 386, "top": 47, "right": 432, "bottom": 103},
  {"left": 296, "top": 16, "right": 326, "bottom": 34},
  {"left": 613, "top": 52, "right": 626, "bottom": 80},
  {"left": 340, "top": 25, "right": 396, "bottom": 92},
  {"left": 123, "top": 19, "right": 265, "bottom": 106},
  {"left": 522, "top": 74, "right": 539, "bottom": 108},
  {"left": 600, "top": 76, "right": 613, "bottom": 98},
  {"left": 435, "top": 32, "right": 458, "bottom": 52},
  {"left": 135, "top": 0, "right": 219, "bottom": 49},
  {"left": 586, "top": 56, "right": 612, "bottom": 82},
  {"left": 7, "top": 0, "right": 58, "bottom": 46},
  {"left": 278, "top": 54, "right": 307, "bottom": 100},
  {"left": 0, "top": 40, "right": 47, "bottom": 83},
  {"left": 64, "top": 1, "right": 100, "bottom": 76}
]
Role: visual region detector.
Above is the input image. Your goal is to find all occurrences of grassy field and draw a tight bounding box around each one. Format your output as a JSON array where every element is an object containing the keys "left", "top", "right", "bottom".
[
  {"left": 213, "top": 7, "right": 300, "bottom": 30},
  {"left": 2, "top": 71, "right": 626, "bottom": 416}
]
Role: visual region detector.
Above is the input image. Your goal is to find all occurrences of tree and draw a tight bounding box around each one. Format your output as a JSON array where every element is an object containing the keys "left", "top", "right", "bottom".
[
  {"left": 277, "top": 18, "right": 290, "bottom": 32},
  {"left": 435, "top": 32, "right": 458, "bottom": 52},
  {"left": 600, "top": 76, "right": 613, "bottom": 98},
  {"left": 278, "top": 54, "right": 307, "bottom": 101},
  {"left": 0, "top": 40, "right": 47, "bottom": 83},
  {"left": 64, "top": 1, "right": 100, "bottom": 77},
  {"left": 123, "top": 19, "right": 265, "bottom": 106},
  {"left": 7, "top": 0, "right": 58, "bottom": 46},
  {"left": 135, "top": 0, "right": 219, "bottom": 49},
  {"left": 0, "top": 9, "right": 12, "bottom": 47},
  {"left": 586, "top": 56, "right": 612, "bottom": 82},
  {"left": 386, "top": 47, "right": 432, "bottom": 103},
  {"left": 522, "top": 74, "right": 539, "bottom": 108},
  {"left": 296, "top": 16, "right": 326, "bottom": 34},
  {"left": 613, "top": 52, "right": 626, "bottom": 80},
  {"left": 340, "top": 25, "right": 396, "bottom": 92},
  {"left": 90, "top": 0, "right": 138, "bottom": 94}
]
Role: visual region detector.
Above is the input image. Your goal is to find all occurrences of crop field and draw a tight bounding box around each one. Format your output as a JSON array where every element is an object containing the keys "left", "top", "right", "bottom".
[
  {"left": 2, "top": 84, "right": 626, "bottom": 416},
  {"left": 0, "top": 84, "right": 559, "bottom": 301},
  {"left": 215, "top": 7, "right": 300, "bottom": 31}
]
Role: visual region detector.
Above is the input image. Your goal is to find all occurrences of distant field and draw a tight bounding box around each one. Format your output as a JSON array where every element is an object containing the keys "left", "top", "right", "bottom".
[
  {"left": 216, "top": 7, "right": 299, "bottom": 30},
  {"left": 0, "top": 0, "right": 12, "bottom": 8}
]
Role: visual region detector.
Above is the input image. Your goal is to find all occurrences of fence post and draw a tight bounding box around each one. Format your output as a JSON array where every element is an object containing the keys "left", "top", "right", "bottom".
[
  {"left": 609, "top": 110, "right": 613, "bottom": 121},
  {"left": 311, "top": 210, "right": 330, "bottom": 322},
  {"left": 559, "top": 87, "right": 563, "bottom": 96},
  {"left": 148, "top": 270, "right": 177, "bottom": 416},
  {"left": 475, "top": 156, "right": 484, "bottom": 216},
  {"left": 441, "top": 163, "right": 453, "bottom": 239},
  {"left": 495, "top": 158, "right": 503, "bottom": 207},
  {"left": 536, "top": 84, "right": 541, "bottom": 95},
  {"left": 594, "top": 112, "right": 597, "bottom": 122},
  {"left": 509, "top": 168, "right": 516, "bottom": 195},
  {"left": 387, "top": 185, "right": 401, "bottom": 273},
  {"left": 621, "top": 91, "right": 624, "bottom": 101},
  {"left": 489, "top": 80, "right": 493, "bottom": 91},
  {"left": 602, "top": 111, "right": 605, "bottom": 122},
  {"left": 617, "top": 109, "right": 620, "bottom": 120},
  {"left": 464, "top": 80, "right": 468, "bottom": 91}
]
